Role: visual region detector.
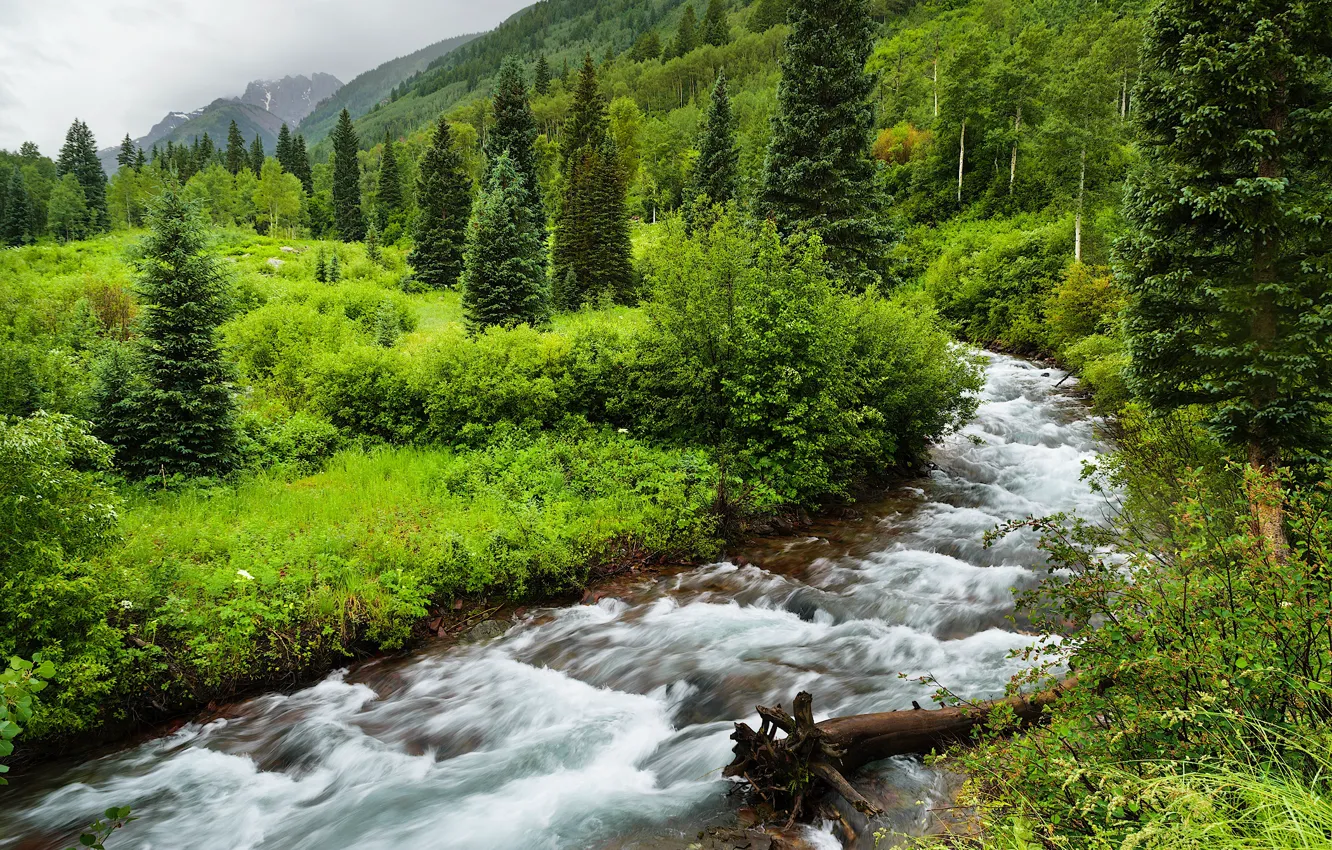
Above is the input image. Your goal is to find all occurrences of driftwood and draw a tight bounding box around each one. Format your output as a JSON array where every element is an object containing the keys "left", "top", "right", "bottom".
[{"left": 725, "top": 681, "right": 1075, "bottom": 825}]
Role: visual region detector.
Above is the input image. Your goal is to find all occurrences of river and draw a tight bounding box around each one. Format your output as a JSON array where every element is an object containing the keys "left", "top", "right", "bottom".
[{"left": 0, "top": 353, "right": 1105, "bottom": 850}]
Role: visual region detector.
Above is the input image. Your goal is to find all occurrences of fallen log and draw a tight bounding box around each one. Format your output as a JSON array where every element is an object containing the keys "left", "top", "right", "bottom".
[{"left": 725, "top": 681, "right": 1075, "bottom": 825}]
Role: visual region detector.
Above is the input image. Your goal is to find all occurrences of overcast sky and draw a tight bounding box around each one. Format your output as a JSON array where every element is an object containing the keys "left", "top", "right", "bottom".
[{"left": 0, "top": 0, "right": 532, "bottom": 156}]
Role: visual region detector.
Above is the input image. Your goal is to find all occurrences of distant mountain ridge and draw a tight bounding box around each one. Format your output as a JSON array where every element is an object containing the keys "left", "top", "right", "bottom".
[
  {"left": 240, "top": 73, "right": 343, "bottom": 125},
  {"left": 98, "top": 72, "right": 343, "bottom": 174},
  {"left": 296, "top": 32, "right": 481, "bottom": 145}
]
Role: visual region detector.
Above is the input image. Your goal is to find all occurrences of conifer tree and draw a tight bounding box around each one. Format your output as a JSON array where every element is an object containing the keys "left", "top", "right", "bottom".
[
  {"left": 225, "top": 120, "right": 247, "bottom": 175},
  {"left": 248, "top": 135, "right": 265, "bottom": 176},
  {"left": 410, "top": 117, "right": 474, "bottom": 289},
  {"left": 757, "top": 0, "right": 885, "bottom": 290},
  {"left": 487, "top": 57, "right": 546, "bottom": 237},
  {"left": 1121, "top": 0, "right": 1332, "bottom": 551},
  {"left": 117, "top": 135, "right": 136, "bottom": 170},
  {"left": 365, "top": 220, "right": 383, "bottom": 265},
  {"left": 702, "top": 0, "right": 730, "bottom": 46},
  {"left": 1, "top": 168, "right": 32, "bottom": 246},
  {"left": 534, "top": 54, "right": 552, "bottom": 96},
  {"left": 562, "top": 55, "right": 610, "bottom": 164},
  {"left": 669, "top": 6, "right": 700, "bottom": 58},
  {"left": 116, "top": 189, "right": 236, "bottom": 478},
  {"left": 315, "top": 247, "right": 328, "bottom": 283},
  {"left": 328, "top": 249, "right": 342, "bottom": 282},
  {"left": 197, "top": 132, "right": 215, "bottom": 170},
  {"left": 462, "top": 152, "right": 549, "bottom": 331},
  {"left": 275, "top": 124, "right": 294, "bottom": 173},
  {"left": 376, "top": 129, "right": 404, "bottom": 231},
  {"left": 134, "top": 147, "right": 147, "bottom": 172},
  {"left": 56, "top": 119, "right": 108, "bottom": 232},
  {"left": 629, "top": 31, "right": 664, "bottom": 62},
  {"left": 690, "top": 71, "right": 739, "bottom": 206},
  {"left": 292, "top": 135, "right": 314, "bottom": 193},
  {"left": 552, "top": 57, "right": 633, "bottom": 308},
  {"left": 331, "top": 109, "right": 366, "bottom": 242},
  {"left": 749, "top": 0, "right": 790, "bottom": 30}
]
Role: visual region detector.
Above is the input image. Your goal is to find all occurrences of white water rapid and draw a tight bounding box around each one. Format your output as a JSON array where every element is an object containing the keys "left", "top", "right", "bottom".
[{"left": 0, "top": 354, "right": 1106, "bottom": 850}]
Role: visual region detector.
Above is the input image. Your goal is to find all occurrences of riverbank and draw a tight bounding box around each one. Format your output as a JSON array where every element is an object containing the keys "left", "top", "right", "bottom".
[{"left": 1, "top": 354, "right": 1098, "bottom": 849}]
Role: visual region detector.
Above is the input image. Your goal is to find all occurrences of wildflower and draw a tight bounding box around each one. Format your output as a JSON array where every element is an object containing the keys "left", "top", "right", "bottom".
[
  {"left": 236, "top": 569, "right": 255, "bottom": 581},
  {"left": 119, "top": 599, "right": 133, "bottom": 610}
]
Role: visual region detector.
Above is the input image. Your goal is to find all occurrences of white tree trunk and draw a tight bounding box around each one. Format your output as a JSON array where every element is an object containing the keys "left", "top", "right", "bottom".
[
  {"left": 957, "top": 118, "right": 967, "bottom": 205},
  {"left": 1075, "top": 146, "right": 1086, "bottom": 263},
  {"left": 1009, "top": 105, "right": 1022, "bottom": 194}
]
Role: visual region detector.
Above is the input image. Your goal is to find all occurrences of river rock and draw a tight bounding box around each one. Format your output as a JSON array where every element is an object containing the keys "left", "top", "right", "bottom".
[
  {"left": 464, "top": 620, "right": 509, "bottom": 643},
  {"left": 266, "top": 258, "right": 284, "bottom": 269},
  {"left": 279, "top": 246, "right": 299, "bottom": 254}
]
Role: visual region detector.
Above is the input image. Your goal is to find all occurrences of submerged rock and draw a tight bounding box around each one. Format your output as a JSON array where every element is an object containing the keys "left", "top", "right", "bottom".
[{"left": 464, "top": 620, "right": 509, "bottom": 643}]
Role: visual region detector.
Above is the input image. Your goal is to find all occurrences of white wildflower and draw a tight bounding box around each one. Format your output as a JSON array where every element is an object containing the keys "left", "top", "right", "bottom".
[
  {"left": 119, "top": 599, "right": 133, "bottom": 610},
  {"left": 236, "top": 569, "right": 255, "bottom": 581}
]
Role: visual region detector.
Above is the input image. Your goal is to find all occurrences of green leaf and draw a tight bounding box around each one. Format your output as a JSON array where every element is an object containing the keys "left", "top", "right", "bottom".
[{"left": 80, "top": 834, "right": 96, "bottom": 847}]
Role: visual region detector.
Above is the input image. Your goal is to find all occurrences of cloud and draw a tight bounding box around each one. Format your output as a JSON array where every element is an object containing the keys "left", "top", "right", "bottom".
[{"left": 0, "top": 0, "right": 530, "bottom": 155}]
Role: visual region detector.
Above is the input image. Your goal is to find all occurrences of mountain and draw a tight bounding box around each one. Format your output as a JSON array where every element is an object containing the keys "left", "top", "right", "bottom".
[
  {"left": 240, "top": 73, "right": 343, "bottom": 125},
  {"left": 297, "top": 32, "right": 481, "bottom": 145},
  {"left": 98, "top": 73, "right": 343, "bottom": 174}
]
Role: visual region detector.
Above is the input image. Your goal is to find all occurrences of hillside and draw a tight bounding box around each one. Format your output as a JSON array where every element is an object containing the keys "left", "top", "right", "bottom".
[{"left": 297, "top": 32, "right": 482, "bottom": 144}]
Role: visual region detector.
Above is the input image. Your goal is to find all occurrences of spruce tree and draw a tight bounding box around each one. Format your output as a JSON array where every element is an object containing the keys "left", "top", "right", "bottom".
[
  {"left": 275, "top": 124, "right": 294, "bottom": 173},
  {"left": 248, "top": 135, "right": 265, "bottom": 176},
  {"left": 134, "top": 147, "right": 147, "bottom": 172},
  {"left": 487, "top": 57, "right": 546, "bottom": 238},
  {"left": 117, "top": 135, "right": 136, "bottom": 170},
  {"left": 315, "top": 247, "right": 328, "bottom": 283},
  {"left": 292, "top": 135, "right": 314, "bottom": 193},
  {"left": 552, "top": 57, "right": 633, "bottom": 309},
  {"left": 691, "top": 71, "right": 739, "bottom": 206},
  {"left": 669, "top": 6, "right": 700, "bottom": 58},
  {"left": 225, "top": 120, "right": 247, "bottom": 175},
  {"left": 56, "top": 119, "right": 108, "bottom": 232},
  {"left": 1, "top": 168, "right": 32, "bottom": 246},
  {"left": 409, "top": 117, "right": 473, "bottom": 289},
  {"left": 376, "top": 129, "right": 404, "bottom": 231},
  {"left": 757, "top": 0, "right": 885, "bottom": 290},
  {"left": 1121, "top": 0, "right": 1332, "bottom": 549},
  {"left": 462, "top": 152, "right": 549, "bottom": 332},
  {"left": 702, "top": 0, "right": 730, "bottom": 47},
  {"left": 331, "top": 109, "right": 366, "bottom": 242},
  {"left": 749, "top": 0, "right": 790, "bottom": 30},
  {"left": 534, "top": 54, "right": 552, "bottom": 96},
  {"left": 329, "top": 250, "right": 342, "bottom": 282},
  {"left": 365, "top": 220, "right": 383, "bottom": 265},
  {"left": 118, "top": 189, "right": 236, "bottom": 478}
]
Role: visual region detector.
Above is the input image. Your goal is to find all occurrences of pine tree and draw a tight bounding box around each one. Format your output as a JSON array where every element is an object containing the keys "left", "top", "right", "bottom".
[
  {"left": 56, "top": 119, "right": 108, "bottom": 232},
  {"left": 134, "top": 147, "right": 147, "bottom": 172},
  {"left": 117, "top": 135, "right": 136, "bottom": 170},
  {"left": 409, "top": 117, "right": 474, "bottom": 289},
  {"left": 757, "top": 0, "right": 885, "bottom": 290},
  {"left": 197, "top": 132, "right": 215, "bottom": 169},
  {"left": 534, "top": 54, "right": 552, "bottom": 96},
  {"left": 669, "top": 6, "right": 700, "bottom": 58},
  {"left": 331, "top": 109, "right": 366, "bottom": 242},
  {"left": 562, "top": 55, "right": 610, "bottom": 164},
  {"left": 365, "top": 220, "right": 383, "bottom": 265},
  {"left": 275, "top": 124, "right": 294, "bottom": 173},
  {"left": 702, "top": 0, "right": 730, "bottom": 46},
  {"left": 248, "top": 135, "right": 265, "bottom": 176},
  {"left": 376, "top": 129, "right": 404, "bottom": 230},
  {"left": 1, "top": 168, "right": 32, "bottom": 246},
  {"left": 117, "top": 189, "right": 237, "bottom": 478},
  {"left": 690, "top": 71, "right": 739, "bottom": 206},
  {"left": 629, "top": 31, "right": 664, "bottom": 62},
  {"left": 1121, "top": 0, "right": 1332, "bottom": 552},
  {"left": 225, "top": 120, "right": 247, "bottom": 175},
  {"left": 749, "top": 0, "right": 790, "bottom": 30},
  {"left": 462, "top": 152, "right": 549, "bottom": 332},
  {"left": 328, "top": 249, "right": 342, "bottom": 282},
  {"left": 552, "top": 57, "right": 633, "bottom": 309},
  {"left": 314, "top": 247, "right": 329, "bottom": 283},
  {"left": 292, "top": 135, "right": 314, "bottom": 193},
  {"left": 487, "top": 57, "right": 546, "bottom": 238}
]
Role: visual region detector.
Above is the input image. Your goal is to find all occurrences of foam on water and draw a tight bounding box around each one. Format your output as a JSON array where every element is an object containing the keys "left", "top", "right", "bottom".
[{"left": 0, "top": 354, "right": 1104, "bottom": 849}]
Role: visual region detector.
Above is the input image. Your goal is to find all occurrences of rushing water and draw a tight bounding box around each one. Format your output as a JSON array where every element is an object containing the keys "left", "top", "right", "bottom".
[{"left": 0, "top": 354, "right": 1105, "bottom": 850}]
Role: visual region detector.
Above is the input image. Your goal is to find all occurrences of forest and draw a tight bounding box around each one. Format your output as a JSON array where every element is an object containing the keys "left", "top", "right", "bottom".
[{"left": 3, "top": 0, "right": 1332, "bottom": 847}]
